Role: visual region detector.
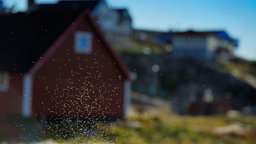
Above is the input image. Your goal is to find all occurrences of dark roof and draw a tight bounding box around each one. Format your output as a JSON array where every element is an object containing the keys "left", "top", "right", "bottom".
[
  {"left": 173, "top": 30, "right": 238, "bottom": 46},
  {"left": 29, "top": 0, "right": 101, "bottom": 12},
  {"left": 174, "top": 30, "right": 230, "bottom": 39},
  {"left": 0, "top": 10, "right": 81, "bottom": 73},
  {"left": 133, "top": 28, "right": 168, "bottom": 36}
]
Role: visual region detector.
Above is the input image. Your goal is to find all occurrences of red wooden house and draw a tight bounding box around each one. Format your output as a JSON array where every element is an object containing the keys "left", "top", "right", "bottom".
[{"left": 0, "top": 9, "right": 131, "bottom": 119}]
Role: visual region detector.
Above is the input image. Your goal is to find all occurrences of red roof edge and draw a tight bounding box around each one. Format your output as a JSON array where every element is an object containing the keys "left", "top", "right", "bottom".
[{"left": 85, "top": 11, "right": 132, "bottom": 81}]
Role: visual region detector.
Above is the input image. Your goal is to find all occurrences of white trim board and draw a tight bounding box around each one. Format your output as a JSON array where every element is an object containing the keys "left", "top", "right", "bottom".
[
  {"left": 22, "top": 74, "right": 33, "bottom": 117},
  {"left": 123, "top": 80, "right": 131, "bottom": 116},
  {"left": 0, "top": 72, "right": 9, "bottom": 92}
]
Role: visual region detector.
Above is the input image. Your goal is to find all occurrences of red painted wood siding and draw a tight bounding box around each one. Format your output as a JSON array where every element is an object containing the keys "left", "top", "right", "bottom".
[
  {"left": 32, "top": 15, "right": 126, "bottom": 118},
  {"left": 0, "top": 74, "right": 23, "bottom": 116}
]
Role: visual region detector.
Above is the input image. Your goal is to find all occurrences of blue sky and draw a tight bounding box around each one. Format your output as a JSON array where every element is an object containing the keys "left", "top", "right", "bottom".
[{"left": 2, "top": 0, "right": 256, "bottom": 61}]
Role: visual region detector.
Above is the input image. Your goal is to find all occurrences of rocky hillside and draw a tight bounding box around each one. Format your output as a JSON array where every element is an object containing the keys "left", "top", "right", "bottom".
[{"left": 121, "top": 53, "right": 256, "bottom": 114}]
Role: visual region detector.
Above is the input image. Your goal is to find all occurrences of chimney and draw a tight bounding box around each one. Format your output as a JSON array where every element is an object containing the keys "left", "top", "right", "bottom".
[{"left": 28, "top": 0, "right": 35, "bottom": 10}]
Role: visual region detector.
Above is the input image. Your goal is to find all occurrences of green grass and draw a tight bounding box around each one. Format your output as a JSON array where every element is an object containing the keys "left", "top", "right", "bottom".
[
  {"left": 218, "top": 59, "right": 256, "bottom": 77},
  {"left": 51, "top": 111, "right": 256, "bottom": 144}
]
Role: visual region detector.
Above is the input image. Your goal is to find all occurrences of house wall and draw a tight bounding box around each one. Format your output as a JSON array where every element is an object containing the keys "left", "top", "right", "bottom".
[
  {"left": 219, "top": 39, "right": 230, "bottom": 49},
  {"left": 207, "top": 35, "right": 234, "bottom": 59},
  {"left": 32, "top": 16, "right": 127, "bottom": 118},
  {"left": 207, "top": 36, "right": 219, "bottom": 51},
  {"left": 172, "top": 35, "right": 210, "bottom": 59},
  {"left": 0, "top": 74, "right": 23, "bottom": 116},
  {"left": 207, "top": 36, "right": 231, "bottom": 50}
]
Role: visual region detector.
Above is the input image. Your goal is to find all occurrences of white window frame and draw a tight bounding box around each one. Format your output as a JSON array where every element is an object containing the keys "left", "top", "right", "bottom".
[
  {"left": 75, "top": 31, "right": 93, "bottom": 54},
  {"left": 0, "top": 72, "right": 9, "bottom": 92}
]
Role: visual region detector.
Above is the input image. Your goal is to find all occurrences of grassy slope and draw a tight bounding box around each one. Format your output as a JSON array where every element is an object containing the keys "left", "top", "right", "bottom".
[
  {"left": 217, "top": 59, "right": 256, "bottom": 88},
  {"left": 217, "top": 59, "right": 256, "bottom": 77}
]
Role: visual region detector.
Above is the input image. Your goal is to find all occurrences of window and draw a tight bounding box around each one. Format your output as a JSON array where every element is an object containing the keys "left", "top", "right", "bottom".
[
  {"left": 75, "top": 31, "right": 92, "bottom": 53},
  {"left": 0, "top": 72, "right": 9, "bottom": 92}
]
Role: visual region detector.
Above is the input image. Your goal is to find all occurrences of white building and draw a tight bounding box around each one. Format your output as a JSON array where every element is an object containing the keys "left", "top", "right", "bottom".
[{"left": 171, "top": 30, "right": 238, "bottom": 60}]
